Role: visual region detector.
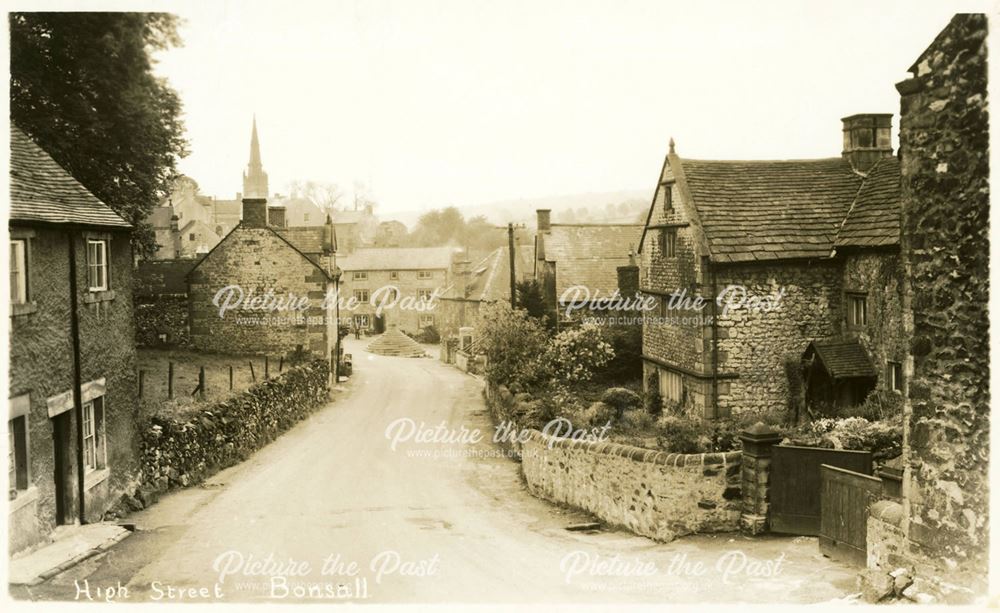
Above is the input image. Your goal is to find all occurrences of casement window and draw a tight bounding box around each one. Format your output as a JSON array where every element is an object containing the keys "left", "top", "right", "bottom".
[
  {"left": 663, "top": 182, "right": 673, "bottom": 211},
  {"left": 387, "top": 288, "right": 399, "bottom": 301},
  {"left": 417, "top": 289, "right": 433, "bottom": 300},
  {"left": 354, "top": 289, "right": 369, "bottom": 302},
  {"left": 419, "top": 314, "right": 435, "bottom": 328},
  {"left": 82, "top": 397, "right": 107, "bottom": 472},
  {"left": 659, "top": 229, "right": 677, "bottom": 258},
  {"left": 354, "top": 314, "right": 370, "bottom": 328},
  {"left": 304, "top": 213, "right": 310, "bottom": 223},
  {"left": 353, "top": 271, "right": 368, "bottom": 281},
  {"left": 847, "top": 293, "right": 868, "bottom": 328},
  {"left": 659, "top": 369, "right": 684, "bottom": 403},
  {"left": 10, "top": 239, "right": 27, "bottom": 304},
  {"left": 189, "top": 233, "right": 196, "bottom": 241},
  {"left": 887, "top": 361, "right": 903, "bottom": 393},
  {"left": 87, "top": 239, "right": 109, "bottom": 291},
  {"left": 417, "top": 271, "right": 433, "bottom": 280},
  {"left": 389, "top": 271, "right": 399, "bottom": 280}
]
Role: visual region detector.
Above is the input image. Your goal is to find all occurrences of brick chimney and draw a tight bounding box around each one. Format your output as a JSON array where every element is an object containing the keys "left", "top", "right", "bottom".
[
  {"left": 536, "top": 209, "right": 551, "bottom": 232},
  {"left": 617, "top": 249, "right": 639, "bottom": 301},
  {"left": 242, "top": 198, "right": 268, "bottom": 228},
  {"left": 268, "top": 205, "right": 286, "bottom": 229},
  {"left": 842, "top": 114, "right": 893, "bottom": 172},
  {"left": 452, "top": 252, "right": 472, "bottom": 296}
]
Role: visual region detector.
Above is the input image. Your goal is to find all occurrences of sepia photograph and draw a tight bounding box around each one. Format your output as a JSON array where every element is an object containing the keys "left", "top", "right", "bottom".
[{"left": 1, "top": 0, "right": 994, "bottom": 608}]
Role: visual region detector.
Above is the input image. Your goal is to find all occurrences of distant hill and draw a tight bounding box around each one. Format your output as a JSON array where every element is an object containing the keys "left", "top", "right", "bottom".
[{"left": 387, "top": 188, "right": 653, "bottom": 228}]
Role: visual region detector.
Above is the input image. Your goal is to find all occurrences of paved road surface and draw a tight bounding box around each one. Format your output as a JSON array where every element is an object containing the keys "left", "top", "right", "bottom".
[{"left": 13, "top": 338, "right": 857, "bottom": 604}]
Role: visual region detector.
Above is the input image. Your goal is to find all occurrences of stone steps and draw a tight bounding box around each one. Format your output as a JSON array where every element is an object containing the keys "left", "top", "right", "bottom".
[{"left": 366, "top": 327, "right": 427, "bottom": 358}]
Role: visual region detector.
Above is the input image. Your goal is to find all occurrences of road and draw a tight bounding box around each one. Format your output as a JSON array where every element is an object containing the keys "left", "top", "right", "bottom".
[{"left": 14, "top": 337, "right": 857, "bottom": 604}]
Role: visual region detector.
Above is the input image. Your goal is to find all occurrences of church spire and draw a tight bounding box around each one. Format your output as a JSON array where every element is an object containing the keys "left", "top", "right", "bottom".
[{"left": 243, "top": 115, "right": 269, "bottom": 199}]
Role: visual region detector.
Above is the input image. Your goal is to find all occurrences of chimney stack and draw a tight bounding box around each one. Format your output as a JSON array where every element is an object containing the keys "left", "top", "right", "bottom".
[
  {"left": 842, "top": 114, "right": 893, "bottom": 172},
  {"left": 268, "top": 205, "right": 286, "bottom": 229},
  {"left": 617, "top": 247, "right": 640, "bottom": 302},
  {"left": 242, "top": 198, "right": 269, "bottom": 228},
  {"left": 536, "top": 209, "right": 551, "bottom": 232}
]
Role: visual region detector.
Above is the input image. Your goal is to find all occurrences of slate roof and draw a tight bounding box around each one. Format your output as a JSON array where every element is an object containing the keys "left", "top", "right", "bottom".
[
  {"left": 541, "top": 224, "right": 642, "bottom": 298},
  {"left": 136, "top": 258, "right": 201, "bottom": 296},
  {"left": 835, "top": 158, "right": 901, "bottom": 248},
  {"left": 276, "top": 226, "right": 329, "bottom": 255},
  {"left": 10, "top": 126, "right": 131, "bottom": 229},
  {"left": 807, "top": 340, "right": 876, "bottom": 379},
  {"left": 679, "top": 158, "right": 862, "bottom": 263},
  {"left": 442, "top": 243, "right": 534, "bottom": 302},
  {"left": 337, "top": 247, "right": 454, "bottom": 271}
]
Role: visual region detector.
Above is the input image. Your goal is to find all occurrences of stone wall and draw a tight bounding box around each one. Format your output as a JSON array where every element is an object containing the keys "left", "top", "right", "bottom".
[
  {"left": 127, "top": 359, "right": 329, "bottom": 505},
  {"left": 188, "top": 227, "right": 334, "bottom": 357},
  {"left": 897, "top": 13, "right": 989, "bottom": 590},
  {"left": 842, "top": 252, "right": 907, "bottom": 388},
  {"left": 521, "top": 430, "right": 741, "bottom": 542},
  {"left": 8, "top": 226, "right": 140, "bottom": 553},
  {"left": 712, "top": 261, "right": 842, "bottom": 416},
  {"left": 135, "top": 296, "right": 190, "bottom": 347}
]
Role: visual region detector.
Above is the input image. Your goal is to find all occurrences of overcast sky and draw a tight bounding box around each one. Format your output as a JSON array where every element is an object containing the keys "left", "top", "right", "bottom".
[{"left": 150, "top": 0, "right": 981, "bottom": 216}]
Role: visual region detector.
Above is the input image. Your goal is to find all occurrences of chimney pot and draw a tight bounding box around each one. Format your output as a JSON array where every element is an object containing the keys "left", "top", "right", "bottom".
[{"left": 841, "top": 113, "right": 893, "bottom": 172}]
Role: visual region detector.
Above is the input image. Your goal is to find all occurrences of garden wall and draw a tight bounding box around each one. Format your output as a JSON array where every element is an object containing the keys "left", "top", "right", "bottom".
[
  {"left": 119, "top": 359, "right": 329, "bottom": 510},
  {"left": 521, "top": 430, "right": 742, "bottom": 542}
]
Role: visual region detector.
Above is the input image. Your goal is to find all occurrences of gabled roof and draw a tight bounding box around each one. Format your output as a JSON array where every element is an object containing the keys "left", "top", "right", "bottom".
[
  {"left": 835, "top": 157, "right": 901, "bottom": 248},
  {"left": 10, "top": 126, "right": 131, "bottom": 229},
  {"left": 338, "top": 247, "right": 454, "bottom": 271},
  {"left": 805, "top": 340, "right": 876, "bottom": 379},
  {"left": 678, "top": 158, "right": 862, "bottom": 263},
  {"left": 442, "top": 243, "right": 533, "bottom": 303},
  {"left": 186, "top": 223, "right": 335, "bottom": 282},
  {"left": 541, "top": 224, "right": 642, "bottom": 298},
  {"left": 276, "top": 226, "right": 329, "bottom": 255}
]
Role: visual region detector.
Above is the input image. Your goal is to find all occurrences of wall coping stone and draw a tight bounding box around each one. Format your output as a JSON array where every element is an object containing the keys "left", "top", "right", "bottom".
[
  {"left": 870, "top": 499, "right": 905, "bottom": 527},
  {"left": 527, "top": 429, "right": 741, "bottom": 467}
]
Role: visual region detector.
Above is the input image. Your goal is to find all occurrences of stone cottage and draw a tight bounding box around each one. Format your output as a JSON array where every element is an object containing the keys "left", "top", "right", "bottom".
[
  {"left": 532, "top": 209, "right": 643, "bottom": 323},
  {"left": 9, "top": 126, "right": 141, "bottom": 553},
  {"left": 336, "top": 247, "right": 453, "bottom": 334},
  {"left": 638, "top": 115, "right": 905, "bottom": 418},
  {"left": 186, "top": 198, "right": 339, "bottom": 364}
]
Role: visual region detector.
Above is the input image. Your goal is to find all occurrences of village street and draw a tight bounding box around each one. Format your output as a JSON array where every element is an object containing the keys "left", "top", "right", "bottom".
[{"left": 13, "top": 338, "right": 857, "bottom": 604}]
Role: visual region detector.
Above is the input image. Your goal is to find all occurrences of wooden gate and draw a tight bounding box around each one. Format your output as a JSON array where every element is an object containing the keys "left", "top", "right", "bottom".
[
  {"left": 819, "top": 465, "right": 883, "bottom": 566},
  {"left": 770, "top": 445, "right": 873, "bottom": 535}
]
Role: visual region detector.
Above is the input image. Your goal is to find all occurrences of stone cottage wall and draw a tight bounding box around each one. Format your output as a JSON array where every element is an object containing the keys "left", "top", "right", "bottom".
[
  {"left": 713, "top": 260, "right": 842, "bottom": 416},
  {"left": 521, "top": 430, "right": 741, "bottom": 542},
  {"left": 338, "top": 268, "right": 448, "bottom": 334},
  {"left": 8, "top": 227, "right": 140, "bottom": 553},
  {"left": 897, "top": 13, "right": 989, "bottom": 589},
  {"left": 841, "top": 252, "right": 907, "bottom": 387},
  {"left": 188, "top": 227, "right": 332, "bottom": 357}
]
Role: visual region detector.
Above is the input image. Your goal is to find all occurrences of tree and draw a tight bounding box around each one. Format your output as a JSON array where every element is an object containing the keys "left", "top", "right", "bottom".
[
  {"left": 515, "top": 279, "right": 554, "bottom": 329},
  {"left": 288, "top": 180, "right": 343, "bottom": 213},
  {"left": 478, "top": 302, "right": 549, "bottom": 389},
  {"left": 10, "top": 12, "right": 188, "bottom": 258}
]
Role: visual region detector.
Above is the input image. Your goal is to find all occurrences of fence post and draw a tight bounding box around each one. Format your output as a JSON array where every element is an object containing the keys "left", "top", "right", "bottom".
[
  {"left": 739, "top": 422, "right": 782, "bottom": 535},
  {"left": 229, "top": 365, "right": 234, "bottom": 391},
  {"left": 199, "top": 366, "right": 206, "bottom": 399},
  {"left": 249, "top": 360, "right": 256, "bottom": 382},
  {"left": 265, "top": 356, "right": 270, "bottom": 380},
  {"left": 279, "top": 356, "right": 284, "bottom": 373},
  {"left": 168, "top": 362, "right": 174, "bottom": 400},
  {"left": 139, "top": 369, "right": 145, "bottom": 398}
]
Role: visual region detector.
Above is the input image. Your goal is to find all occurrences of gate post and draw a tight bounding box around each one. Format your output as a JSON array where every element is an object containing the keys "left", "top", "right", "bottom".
[{"left": 740, "top": 422, "right": 783, "bottom": 535}]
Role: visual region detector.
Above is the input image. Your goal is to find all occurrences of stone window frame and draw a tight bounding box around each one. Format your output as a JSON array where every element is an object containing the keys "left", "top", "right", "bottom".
[
  {"left": 887, "top": 361, "right": 903, "bottom": 393},
  {"left": 419, "top": 314, "right": 435, "bottom": 328},
  {"left": 661, "top": 180, "right": 674, "bottom": 213},
  {"left": 10, "top": 228, "right": 37, "bottom": 317},
  {"left": 846, "top": 291, "right": 868, "bottom": 329},
  {"left": 389, "top": 271, "right": 399, "bottom": 281},
  {"left": 353, "top": 271, "right": 368, "bottom": 281},
  {"left": 416, "top": 270, "right": 434, "bottom": 280},
  {"left": 417, "top": 288, "right": 434, "bottom": 301},
  {"left": 353, "top": 288, "right": 370, "bottom": 302},
  {"left": 658, "top": 228, "right": 677, "bottom": 258}
]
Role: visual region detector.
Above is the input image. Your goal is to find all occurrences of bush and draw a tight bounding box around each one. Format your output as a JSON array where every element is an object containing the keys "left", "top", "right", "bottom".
[
  {"left": 644, "top": 371, "right": 663, "bottom": 416},
  {"left": 544, "top": 323, "right": 615, "bottom": 384},
  {"left": 479, "top": 302, "right": 550, "bottom": 389},
  {"left": 598, "top": 326, "right": 642, "bottom": 383},
  {"left": 656, "top": 416, "right": 708, "bottom": 453},
  {"left": 581, "top": 401, "right": 616, "bottom": 428},
  {"left": 786, "top": 416, "right": 902, "bottom": 457},
  {"left": 841, "top": 389, "right": 903, "bottom": 421},
  {"left": 601, "top": 387, "right": 643, "bottom": 418},
  {"left": 619, "top": 410, "right": 655, "bottom": 431}
]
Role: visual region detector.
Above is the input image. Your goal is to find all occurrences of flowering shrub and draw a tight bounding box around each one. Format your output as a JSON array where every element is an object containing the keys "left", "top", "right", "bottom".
[
  {"left": 478, "top": 302, "right": 550, "bottom": 389},
  {"left": 786, "top": 416, "right": 902, "bottom": 457},
  {"left": 543, "top": 323, "right": 615, "bottom": 384}
]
